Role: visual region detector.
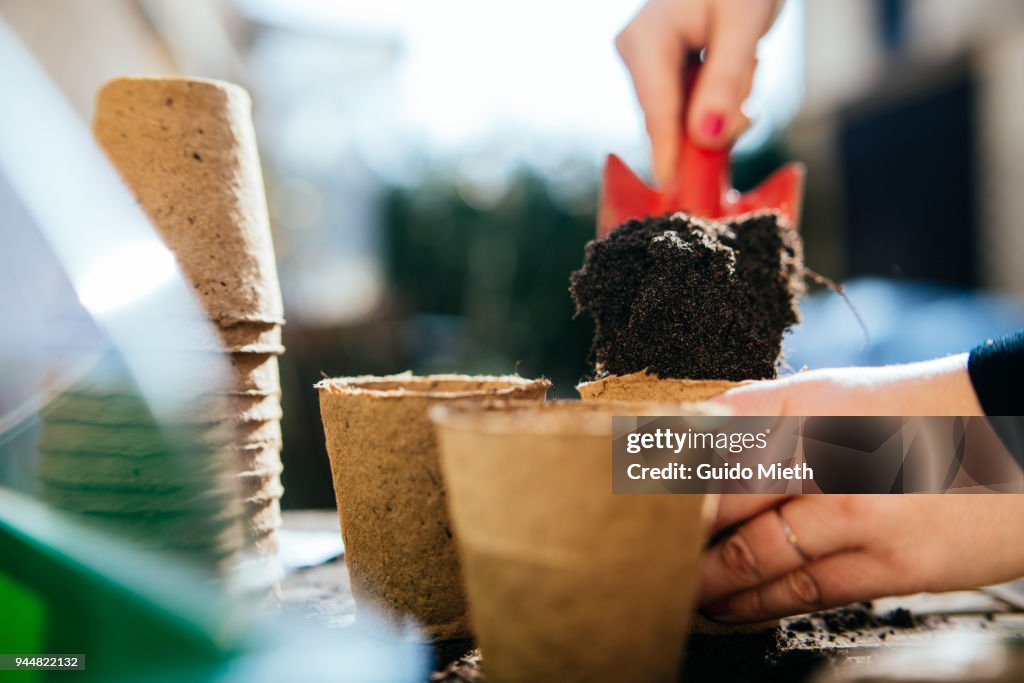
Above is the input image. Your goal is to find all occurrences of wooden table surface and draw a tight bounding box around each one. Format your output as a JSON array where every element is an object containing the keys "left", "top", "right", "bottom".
[{"left": 280, "top": 510, "right": 1024, "bottom": 682}]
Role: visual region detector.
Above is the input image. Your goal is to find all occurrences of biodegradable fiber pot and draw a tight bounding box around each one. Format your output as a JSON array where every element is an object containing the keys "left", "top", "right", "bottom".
[
  {"left": 316, "top": 372, "right": 550, "bottom": 641},
  {"left": 577, "top": 373, "right": 779, "bottom": 636},
  {"left": 93, "top": 76, "right": 284, "bottom": 325},
  {"left": 430, "top": 400, "right": 719, "bottom": 683},
  {"left": 577, "top": 373, "right": 735, "bottom": 525},
  {"left": 577, "top": 370, "right": 745, "bottom": 402}
]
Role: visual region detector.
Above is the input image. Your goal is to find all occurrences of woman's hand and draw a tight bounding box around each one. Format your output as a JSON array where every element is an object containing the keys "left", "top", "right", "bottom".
[
  {"left": 698, "top": 494, "right": 1024, "bottom": 622},
  {"left": 698, "top": 354, "right": 1008, "bottom": 623},
  {"left": 615, "top": 0, "right": 783, "bottom": 185},
  {"left": 714, "top": 353, "right": 985, "bottom": 417}
]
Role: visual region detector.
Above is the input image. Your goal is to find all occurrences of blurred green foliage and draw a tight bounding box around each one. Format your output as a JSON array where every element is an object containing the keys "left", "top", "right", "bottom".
[{"left": 384, "top": 168, "right": 597, "bottom": 396}]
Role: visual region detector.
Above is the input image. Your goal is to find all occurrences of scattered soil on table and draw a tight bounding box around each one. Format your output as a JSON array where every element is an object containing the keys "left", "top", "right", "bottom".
[
  {"left": 570, "top": 210, "right": 804, "bottom": 381},
  {"left": 683, "top": 630, "right": 826, "bottom": 683},
  {"left": 428, "top": 605, "right": 926, "bottom": 682},
  {"left": 783, "top": 603, "right": 920, "bottom": 638},
  {"left": 430, "top": 650, "right": 482, "bottom": 683},
  {"left": 428, "top": 640, "right": 477, "bottom": 674}
]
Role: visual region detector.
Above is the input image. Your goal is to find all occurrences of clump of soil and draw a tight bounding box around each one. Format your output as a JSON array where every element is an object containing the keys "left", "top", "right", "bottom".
[{"left": 570, "top": 211, "right": 804, "bottom": 381}]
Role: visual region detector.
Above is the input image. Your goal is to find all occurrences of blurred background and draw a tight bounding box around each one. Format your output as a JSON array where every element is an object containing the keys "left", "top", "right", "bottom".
[{"left": 3, "top": 0, "right": 1024, "bottom": 510}]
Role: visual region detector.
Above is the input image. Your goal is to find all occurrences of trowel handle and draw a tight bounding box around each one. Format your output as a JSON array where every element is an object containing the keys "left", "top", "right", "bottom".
[{"left": 672, "top": 55, "right": 729, "bottom": 217}]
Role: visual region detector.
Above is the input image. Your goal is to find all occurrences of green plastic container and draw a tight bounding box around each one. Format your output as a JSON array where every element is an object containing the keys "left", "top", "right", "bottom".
[{"left": 0, "top": 487, "right": 242, "bottom": 682}]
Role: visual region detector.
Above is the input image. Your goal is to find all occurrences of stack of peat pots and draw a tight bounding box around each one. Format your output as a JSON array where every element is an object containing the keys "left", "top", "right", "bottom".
[
  {"left": 36, "top": 355, "right": 247, "bottom": 571},
  {"left": 36, "top": 77, "right": 285, "bottom": 583}
]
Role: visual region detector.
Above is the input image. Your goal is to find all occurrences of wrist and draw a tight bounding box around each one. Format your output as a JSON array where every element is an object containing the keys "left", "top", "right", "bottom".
[{"left": 914, "top": 353, "right": 984, "bottom": 416}]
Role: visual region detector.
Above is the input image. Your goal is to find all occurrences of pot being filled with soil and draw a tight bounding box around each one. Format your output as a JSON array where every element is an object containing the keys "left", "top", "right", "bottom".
[
  {"left": 316, "top": 372, "right": 550, "bottom": 641},
  {"left": 430, "top": 399, "right": 721, "bottom": 683},
  {"left": 571, "top": 210, "right": 806, "bottom": 401},
  {"left": 577, "top": 371, "right": 746, "bottom": 402}
]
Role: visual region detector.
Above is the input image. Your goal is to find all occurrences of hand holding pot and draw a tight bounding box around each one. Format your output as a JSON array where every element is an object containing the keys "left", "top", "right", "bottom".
[
  {"left": 712, "top": 353, "right": 985, "bottom": 417},
  {"left": 698, "top": 493, "right": 1024, "bottom": 622}
]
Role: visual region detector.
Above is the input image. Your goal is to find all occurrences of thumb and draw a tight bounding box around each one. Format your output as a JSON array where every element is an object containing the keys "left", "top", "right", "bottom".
[{"left": 711, "top": 380, "right": 790, "bottom": 417}]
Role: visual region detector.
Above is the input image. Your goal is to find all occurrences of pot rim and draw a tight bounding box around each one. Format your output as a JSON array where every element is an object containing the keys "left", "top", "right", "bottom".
[
  {"left": 315, "top": 371, "right": 551, "bottom": 400},
  {"left": 576, "top": 371, "right": 745, "bottom": 391}
]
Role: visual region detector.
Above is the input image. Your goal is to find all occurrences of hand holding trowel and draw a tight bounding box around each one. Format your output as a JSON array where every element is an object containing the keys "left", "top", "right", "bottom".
[
  {"left": 573, "top": 52, "right": 841, "bottom": 386},
  {"left": 597, "top": 54, "right": 805, "bottom": 238}
]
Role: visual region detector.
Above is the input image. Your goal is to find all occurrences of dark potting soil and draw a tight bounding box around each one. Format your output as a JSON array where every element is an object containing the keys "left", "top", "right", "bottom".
[
  {"left": 570, "top": 211, "right": 804, "bottom": 381},
  {"left": 428, "top": 604, "right": 926, "bottom": 683},
  {"left": 783, "top": 603, "right": 920, "bottom": 637},
  {"left": 682, "top": 604, "right": 927, "bottom": 683}
]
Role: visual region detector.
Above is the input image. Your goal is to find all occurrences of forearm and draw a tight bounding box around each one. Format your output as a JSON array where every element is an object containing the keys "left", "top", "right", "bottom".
[{"left": 883, "top": 352, "right": 982, "bottom": 416}]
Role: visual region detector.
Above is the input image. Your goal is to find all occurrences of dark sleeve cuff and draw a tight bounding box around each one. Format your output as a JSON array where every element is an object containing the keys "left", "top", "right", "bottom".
[{"left": 968, "top": 329, "right": 1024, "bottom": 416}]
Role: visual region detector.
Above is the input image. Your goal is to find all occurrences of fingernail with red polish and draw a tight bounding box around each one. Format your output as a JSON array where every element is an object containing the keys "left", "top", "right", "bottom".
[
  {"left": 702, "top": 599, "right": 731, "bottom": 618},
  {"left": 699, "top": 111, "right": 725, "bottom": 139}
]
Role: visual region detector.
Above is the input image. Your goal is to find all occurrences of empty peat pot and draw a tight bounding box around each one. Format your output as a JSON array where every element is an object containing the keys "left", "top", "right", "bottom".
[
  {"left": 577, "top": 370, "right": 744, "bottom": 402},
  {"left": 430, "top": 400, "right": 718, "bottom": 682},
  {"left": 316, "top": 372, "right": 550, "bottom": 640}
]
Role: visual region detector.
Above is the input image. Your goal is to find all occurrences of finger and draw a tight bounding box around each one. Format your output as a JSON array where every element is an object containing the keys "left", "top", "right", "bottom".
[
  {"left": 687, "top": 3, "right": 765, "bottom": 148},
  {"left": 709, "top": 551, "right": 898, "bottom": 622},
  {"left": 713, "top": 494, "right": 791, "bottom": 533},
  {"left": 615, "top": 22, "right": 685, "bottom": 187},
  {"left": 710, "top": 380, "right": 792, "bottom": 417},
  {"left": 727, "top": 110, "right": 752, "bottom": 144},
  {"left": 699, "top": 507, "right": 805, "bottom": 605},
  {"left": 724, "top": 60, "right": 757, "bottom": 141},
  {"left": 741, "top": 55, "right": 758, "bottom": 104},
  {"left": 699, "top": 497, "right": 849, "bottom": 605}
]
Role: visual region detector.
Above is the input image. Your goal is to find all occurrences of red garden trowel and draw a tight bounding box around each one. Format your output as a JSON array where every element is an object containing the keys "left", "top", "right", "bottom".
[{"left": 597, "top": 58, "right": 806, "bottom": 238}]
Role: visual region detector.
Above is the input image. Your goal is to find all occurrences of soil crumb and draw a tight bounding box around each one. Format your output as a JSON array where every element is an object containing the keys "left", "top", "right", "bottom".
[
  {"left": 430, "top": 650, "right": 482, "bottom": 682},
  {"left": 784, "top": 603, "right": 922, "bottom": 639},
  {"left": 430, "top": 605, "right": 925, "bottom": 683},
  {"left": 570, "top": 210, "right": 804, "bottom": 381}
]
